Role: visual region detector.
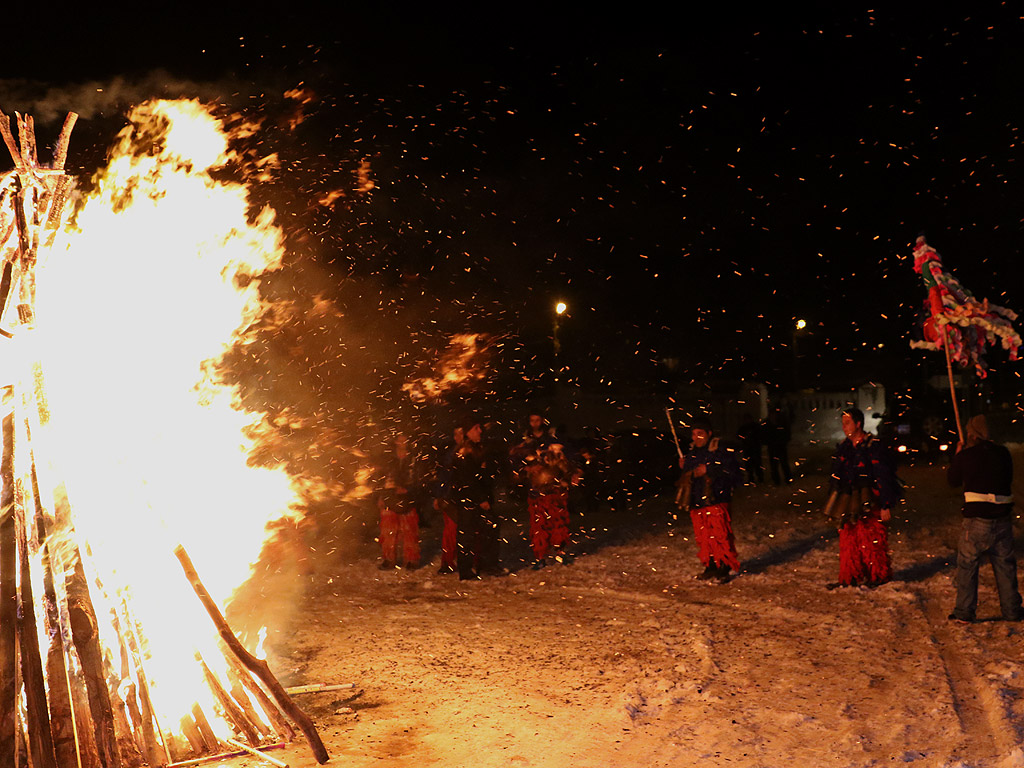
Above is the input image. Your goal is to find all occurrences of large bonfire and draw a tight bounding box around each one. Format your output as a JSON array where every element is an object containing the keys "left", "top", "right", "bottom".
[{"left": 1, "top": 101, "right": 327, "bottom": 767}]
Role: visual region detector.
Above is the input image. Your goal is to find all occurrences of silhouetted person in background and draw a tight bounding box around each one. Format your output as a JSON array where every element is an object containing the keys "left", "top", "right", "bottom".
[
  {"left": 765, "top": 408, "right": 793, "bottom": 485},
  {"left": 451, "top": 420, "right": 498, "bottom": 580},
  {"left": 433, "top": 426, "right": 463, "bottom": 574},
  {"left": 737, "top": 413, "right": 764, "bottom": 484}
]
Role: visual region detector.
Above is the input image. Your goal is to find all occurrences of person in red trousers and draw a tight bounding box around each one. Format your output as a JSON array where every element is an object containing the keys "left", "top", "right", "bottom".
[
  {"left": 377, "top": 433, "right": 423, "bottom": 570},
  {"left": 824, "top": 408, "right": 901, "bottom": 589},
  {"left": 677, "top": 416, "right": 742, "bottom": 583}
]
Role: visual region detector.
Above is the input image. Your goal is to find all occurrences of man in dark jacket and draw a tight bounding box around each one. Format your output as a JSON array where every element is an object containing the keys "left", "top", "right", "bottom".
[
  {"left": 947, "top": 414, "right": 1023, "bottom": 622},
  {"left": 451, "top": 420, "right": 499, "bottom": 580},
  {"left": 678, "top": 415, "right": 742, "bottom": 582}
]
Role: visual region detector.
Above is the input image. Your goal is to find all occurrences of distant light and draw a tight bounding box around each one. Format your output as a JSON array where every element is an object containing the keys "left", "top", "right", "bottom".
[
  {"left": 897, "top": 445, "right": 908, "bottom": 453},
  {"left": 795, "top": 318, "right": 807, "bottom": 330},
  {"left": 939, "top": 444, "right": 949, "bottom": 452},
  {"left": 556, "top": 301, "right": 568, "bottom": 315}
]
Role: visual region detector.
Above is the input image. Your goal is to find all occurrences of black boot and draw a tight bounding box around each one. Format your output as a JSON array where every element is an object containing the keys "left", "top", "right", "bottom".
[
  {"left": 714, "top": 563, "right": 732, "bottom": 584},
  {"left": 697, "top": 560, "right": 718, "bottom": 580}
]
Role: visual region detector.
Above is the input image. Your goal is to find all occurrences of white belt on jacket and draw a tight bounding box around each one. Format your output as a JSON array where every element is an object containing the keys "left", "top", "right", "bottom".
[{"left": 964, "top": 492, "right": 1013, "bottom": 504}]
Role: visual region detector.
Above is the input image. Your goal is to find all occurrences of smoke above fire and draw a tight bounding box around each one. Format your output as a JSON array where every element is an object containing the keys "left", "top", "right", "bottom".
[{"left": 0, "top": 72, "right": 262, "bottom": 125}]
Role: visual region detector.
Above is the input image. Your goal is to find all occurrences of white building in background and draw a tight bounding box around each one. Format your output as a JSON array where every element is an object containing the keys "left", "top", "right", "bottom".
[
  {"left": 665, "top": 381, "right": 885, "bottom": 447},
  {"left": 784, "top": 382, "right": 886, "bottom": 445}
]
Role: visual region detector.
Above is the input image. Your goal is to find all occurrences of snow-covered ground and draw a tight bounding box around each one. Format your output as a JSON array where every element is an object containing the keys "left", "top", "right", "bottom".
[{"left": 240, "top": 453, "right": 1024, "bottom": 768}]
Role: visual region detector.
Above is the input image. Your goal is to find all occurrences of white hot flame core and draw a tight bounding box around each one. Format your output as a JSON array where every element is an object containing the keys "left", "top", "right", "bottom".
[{"left": 27, "top": 99, "right": 299, "bottom": 729}]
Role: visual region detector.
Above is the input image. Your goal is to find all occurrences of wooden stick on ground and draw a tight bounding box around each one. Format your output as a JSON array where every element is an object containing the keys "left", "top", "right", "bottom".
[
  {"left": 165, "top": 742, "right": 285, "bottom": 768},
  {"left": 284, "top": 684, "right": 355, "bottom": 695},
  {"left": 223, "top": 738, "right": 288, "bottom": 768},
  {"left": 173, "top": 546, "right": 328, "bottom": 764}
]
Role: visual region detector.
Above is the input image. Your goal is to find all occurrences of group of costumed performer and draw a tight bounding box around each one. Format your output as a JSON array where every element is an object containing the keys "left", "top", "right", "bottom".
[
  {"left": 910, "top": 234, "right": 1021, "bottom": 378},
  {"left": 825, "top": 408, "right": 902, "bottom": 588},
  {"left": 676, "top": 416, "right": 743, "bottom": 582}
]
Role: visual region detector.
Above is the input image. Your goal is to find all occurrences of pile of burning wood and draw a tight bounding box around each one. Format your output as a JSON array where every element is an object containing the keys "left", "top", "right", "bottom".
[{"left": 0, "top": 111, "right": 326, "bottom": 768}]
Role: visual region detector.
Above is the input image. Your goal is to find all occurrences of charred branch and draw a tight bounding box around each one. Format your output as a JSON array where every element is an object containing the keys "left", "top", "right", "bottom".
[
  {"left": 0, "top": 112, "right": 23, "bottom": 172},
  {"left": 223, "top": 666, "right": 273, "bottom": 742},
  {"left": 52, "top": 114, "right": 78, "bottom": 171},
  {"left": 173, "top": 546, "right": 327, "bottom": 763},
  {"left": 196, "top": 657, "right": 261, "bottom": 747},
  {"left": 224, "top": 658, "right": 293, "bottom": 743}
]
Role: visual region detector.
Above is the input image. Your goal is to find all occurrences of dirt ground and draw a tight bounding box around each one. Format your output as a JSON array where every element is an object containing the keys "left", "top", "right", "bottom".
[{"left": 240, "top": 451, "right": 1024, "bottom": 768}]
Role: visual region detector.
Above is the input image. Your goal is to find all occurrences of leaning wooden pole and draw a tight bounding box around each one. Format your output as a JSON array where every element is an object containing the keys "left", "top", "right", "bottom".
[
  {"left": 0, "top": 399, "right": 18, "bottom": 768},
  {"left": 64, "top": 553, "right": 123, "bottom": 768},
  {"left": 195, "top": 656, "right": 261, "bottom": 747},
  {"left": 27, "top": 444, "right": 82, "bottom": 768},
  {"left": 943, "top": 327, "right": 965, "bottom": 444},
  {"left": 172, "top": 546, "right": 329, "bottom": 764},
  {"left": 14, "top": 474, "right": 58, "bottom": 768},
  {"left": 224, "top": 657, "right": 293, "bottom": 743}
]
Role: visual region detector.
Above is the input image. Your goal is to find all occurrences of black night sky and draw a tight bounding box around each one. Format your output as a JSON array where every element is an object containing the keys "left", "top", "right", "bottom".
[{"left": 5, "top": 4, "right": 1024, "bottom": 409}]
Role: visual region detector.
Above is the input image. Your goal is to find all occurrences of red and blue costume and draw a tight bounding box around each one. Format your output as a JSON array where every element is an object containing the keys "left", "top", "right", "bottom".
[{"left": 828, "top": 434, "right": 901, "bottom": 586}]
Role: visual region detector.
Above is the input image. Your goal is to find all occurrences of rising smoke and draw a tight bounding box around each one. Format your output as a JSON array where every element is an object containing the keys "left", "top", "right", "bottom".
[{"left": 0, "top": 70, "right": 263, "bottom": 124}]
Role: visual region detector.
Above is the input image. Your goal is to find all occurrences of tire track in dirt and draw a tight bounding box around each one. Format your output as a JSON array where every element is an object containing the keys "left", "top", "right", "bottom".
[{"left": 916, "top": 593, "right": 1019, "bottom": 761}]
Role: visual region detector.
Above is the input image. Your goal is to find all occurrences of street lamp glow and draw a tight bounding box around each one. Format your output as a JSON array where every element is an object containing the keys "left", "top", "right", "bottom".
[
  {"left": 795, "top": 318, "right": 807, "bottom": 330},
  {"left": 555, "top": 301, "right": 567, "bottom": 316}
]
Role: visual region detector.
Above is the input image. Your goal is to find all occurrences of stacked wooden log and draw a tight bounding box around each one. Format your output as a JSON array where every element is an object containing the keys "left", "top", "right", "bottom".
[{"left": 0, "top": 111, "right": 328, "bottom": 768}]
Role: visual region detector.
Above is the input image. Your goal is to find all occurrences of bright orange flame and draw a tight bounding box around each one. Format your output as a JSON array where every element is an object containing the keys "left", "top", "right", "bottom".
[
  {"left": 402, "top": 333, "right": 487, "bottom": 403},
  {"left": 24, "top": 99, "right": 300, "bottom": 733}
]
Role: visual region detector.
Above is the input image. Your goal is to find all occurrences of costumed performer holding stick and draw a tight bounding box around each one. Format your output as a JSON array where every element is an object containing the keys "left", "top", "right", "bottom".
[{"left": 677, "top": 415, "right": 742, "bottom": 583}]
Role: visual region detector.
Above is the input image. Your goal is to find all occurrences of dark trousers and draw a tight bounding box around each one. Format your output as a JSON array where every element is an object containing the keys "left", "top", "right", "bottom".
[
  {"left": 742, "top": 451, "right": 764, "bottom": 484},
  {"left": 953, "top": 516, "right": 1023, "bottom": 620},
  {"left": 768, "top": 447, "right": 792, "bottom": 485},
  {"left": 456, "top": 503, "right": 481, "bottom": 578},
  {"left": 478, "top": 509, "right": 502, "bottom": 574}
]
